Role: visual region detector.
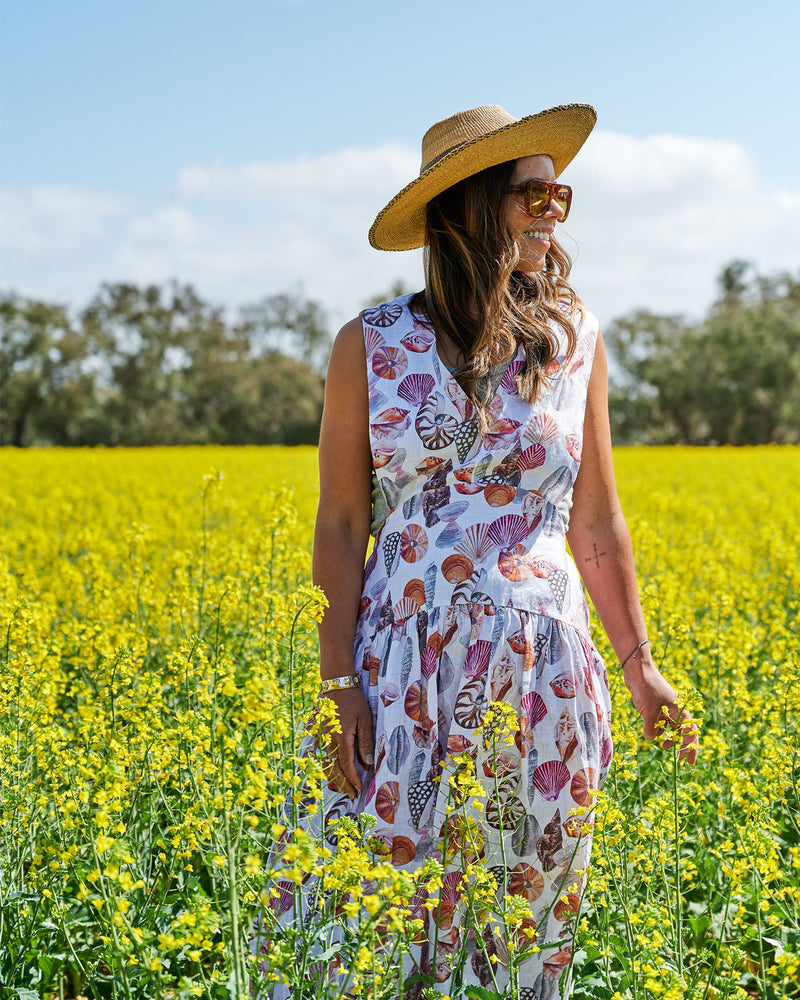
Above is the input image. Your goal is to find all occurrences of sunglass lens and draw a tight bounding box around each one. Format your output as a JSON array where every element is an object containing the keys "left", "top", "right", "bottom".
[
  {"left": 555, "top": 186, "right": 571, "bottom": 220},
  {"left": 527, "top": 182, "right": 550, "bottom": 217}
]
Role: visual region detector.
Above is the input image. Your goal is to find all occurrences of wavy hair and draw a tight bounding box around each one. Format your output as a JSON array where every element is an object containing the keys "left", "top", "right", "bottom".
[{"left": 410, "top": 158, "right": 582, "bottom": 428}]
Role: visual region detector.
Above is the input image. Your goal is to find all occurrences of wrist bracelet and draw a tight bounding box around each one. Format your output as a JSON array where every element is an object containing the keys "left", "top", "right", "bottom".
[
  {"left": 620, "top": 638, "right": 650, "bottom": 670},
  {"left": 318, "top": 675, "right": 360, "bottom": 695}
]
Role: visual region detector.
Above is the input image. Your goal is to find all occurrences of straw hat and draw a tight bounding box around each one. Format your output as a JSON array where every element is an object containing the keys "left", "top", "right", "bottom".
[{"left": 369, "top": 103, "right": 596, "bottom": 252}]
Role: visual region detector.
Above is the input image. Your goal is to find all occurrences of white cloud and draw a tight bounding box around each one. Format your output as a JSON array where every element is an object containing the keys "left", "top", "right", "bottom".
[
  {"left": 1, "top": 133, "right": 798, "bottom": 334},
  {"left": 0, "top": 183, "right": 132, "bottom": 254}
]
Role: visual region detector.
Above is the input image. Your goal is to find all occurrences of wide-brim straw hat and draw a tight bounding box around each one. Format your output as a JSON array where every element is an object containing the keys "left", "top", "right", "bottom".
[{"left": 369, "top": 103, "right": 596, "bottom": 252}]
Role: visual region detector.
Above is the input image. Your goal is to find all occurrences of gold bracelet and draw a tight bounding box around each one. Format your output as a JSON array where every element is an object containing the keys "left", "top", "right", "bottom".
[{"left": 318, "top": 675, "right": 359, "bottom": 695}]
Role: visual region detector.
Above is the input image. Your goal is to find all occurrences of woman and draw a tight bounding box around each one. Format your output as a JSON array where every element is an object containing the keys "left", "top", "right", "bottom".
[{"left": 312, "top": 104, "right": 697, "bottom": 998}]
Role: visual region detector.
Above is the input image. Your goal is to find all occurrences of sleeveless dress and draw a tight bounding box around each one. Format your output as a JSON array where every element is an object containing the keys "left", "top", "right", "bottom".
[{"left": 264, "top": 293, "right": 613, "bottom": 1000}]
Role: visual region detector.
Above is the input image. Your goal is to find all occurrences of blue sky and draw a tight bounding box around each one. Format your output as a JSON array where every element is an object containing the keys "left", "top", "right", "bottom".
[{"left": 2, "top": 0, "right": 799, "bottom": 331}]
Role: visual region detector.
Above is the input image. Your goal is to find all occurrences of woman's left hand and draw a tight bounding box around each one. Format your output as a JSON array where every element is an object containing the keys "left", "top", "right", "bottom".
[{"left": 625, "top": 661, "right": 699, "bottom": 765}]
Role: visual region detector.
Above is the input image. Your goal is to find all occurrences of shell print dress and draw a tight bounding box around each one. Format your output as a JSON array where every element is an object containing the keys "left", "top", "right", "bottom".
[{"left": 277, "top": 292, "right": 613, "bottom": 1000}]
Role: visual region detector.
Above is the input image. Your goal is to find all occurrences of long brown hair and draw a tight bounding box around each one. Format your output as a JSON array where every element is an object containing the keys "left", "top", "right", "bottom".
[{"left": 411, "top": 158, "right": 582, "bottom": 426}]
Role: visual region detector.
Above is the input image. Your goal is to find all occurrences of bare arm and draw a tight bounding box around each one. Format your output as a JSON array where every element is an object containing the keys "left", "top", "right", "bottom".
[
  {"left": 313, "top": 316, "right": 375, "bottom": 797},
  {"left": 567, "top": 331, "right": 698, "bottom": 763}
]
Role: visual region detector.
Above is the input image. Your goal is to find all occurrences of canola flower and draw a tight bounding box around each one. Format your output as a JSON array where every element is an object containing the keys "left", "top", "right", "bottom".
[{"left": 0, "top": 444, "right": 798, "bottom": 1000}]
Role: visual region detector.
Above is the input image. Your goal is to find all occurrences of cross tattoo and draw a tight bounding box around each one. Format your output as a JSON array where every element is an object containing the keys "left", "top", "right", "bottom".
[{"left": 585, "top": 542, "right": 607, "bottom": 569}]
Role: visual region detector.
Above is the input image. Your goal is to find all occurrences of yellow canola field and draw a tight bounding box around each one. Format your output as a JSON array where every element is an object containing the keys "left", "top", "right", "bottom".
[{"left": 0, "top": 445, "right": 798, "bottom": 1000}]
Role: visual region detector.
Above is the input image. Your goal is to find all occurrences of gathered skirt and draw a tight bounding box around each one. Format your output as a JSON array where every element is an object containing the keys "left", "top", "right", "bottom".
[{"left": 262, "top": 602, "right": 613, "bottom": 999}]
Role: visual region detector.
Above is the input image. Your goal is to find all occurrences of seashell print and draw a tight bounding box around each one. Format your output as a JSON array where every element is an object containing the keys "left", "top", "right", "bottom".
[
  {"left": 543, "top": 946, "right": 574, "bottom": 977},
  {"left": 404, "top": 680, "right": 429, "bottom": 723},
  {"left": 423, "top": 562, "right": 437, "bottom": 607},
  {"left": 508, "top": 629, "right": 533, "bottom": 657},
  {"left": 498, "top": 544, "right": 536, "bottom": 582},
  {"left": 412, "top": 723, "right": 433, "bottom": 748},
  {"left": 403, "top": 577, "right": 425, "bottom": 606},
  {"left": 553, "top": 894, "right": 581, "bottom": 925},
  {"left": 521, "top": 691, "right": 548, "bottom": 729},
  {"left": 554, "top": 707, "right": 579, "bottom": 763},
  {"left": 372, "top": 344, "right": 408, "bottom": 380},
  {"left": 521, "top": 490, "right": 545, "bottom": 530},
  {"left": 581, "top": 711, "right": 599, "bottom": 762},
  {"left": 374, "top": 780, "right": 401, "bottom": 823},
  {"left": 409, "top": 749, "right": 427, "bottom": 785},
  {"left": 400, "top": 327, "right": 435, "bottom": 352},
  {"left": 454, "top": 465, "right": 484, "bottom": 495},
  {"left": 391, "top": 835, "right": 417, "bottom": 865},
  {"left": 499, "top": 358, "right": 524, "bottom": 394},
  {"left": 382, "top": 531, "right": 401, "bottom": 577},
  {"left": 408, "top": 779, "right": 436, "bottom": 829},
  {"left": 387, "top": 725, "right": 410, "bottom": 775},
  {"left": 524, "top": 412, "right": 559, "bottom": 446},
  {"left": 363, "top": 302, "right": 403, "bottom": 328},
  {"left": 481, "top": 747, "right": 519, "bottom": 780},
  {"left": 380, "top": 682, "right": 400, "bottom": 707},
  {"left": 421, "top": 644, "right": 438, "bottom": 679},
  {"left": 536, "top": 808, "right": 564, "bottom": 873},
  {"left": 392, "top": 597, "right": 419, "bottom": 623},
  {"left": 490, "top": 652, "right": 515, "bottom": 702},
  {"left": 416, "top": 393, "right": 458, "bottom": 449},
  {"left": 488, "top": 513, "right": 530, "bottom": 550},
  {"left": 566, "top": 433, "right": 582, "bottom": 461},
  {"left": 364, "top": 326, "right": 385, "bottom": 356},
  {"left": 453, "top": 418, "right": 480, "bottom": 461},
  {"left": 507, "top": 862, "right": 545, "bottom": 903},
  {"left": 570, "top": 767, "right": 598, "bottom": 806},
  {"left": 455, "top": 523, "right": 496, "bottom": 561},
  {"left": 600, "top": 733, "right": 614, "bottom": 770},
  {"left": 370, "top": 407, "right": 410, "bottom": 440},
  {"left": 441, "top": 552, "right": 474, "bottom": 584},
  {"left": 484, "top": 482, "right": 516, "bottom": 507},
  {"left": 511, "top": 812, "right": 542, "bottom": 855},
  {"left": 482, "top": 415, "right": 522, "bottom": 450},
  {"left": 518, "top": 442, "right": 546, "bottom": 472},
  {"left": 371, "top": 443, "right": 396, "bottom": 469},
  {"left": 464, "top": 639, "right": 492, "bottom": 678},
  {"left": 453, "top": 677, "right": 488, "bottom": 729},
  {"left": 397, "top": 372, "right": 435, "bottom": 406},
  {"left": 400, "top": 523, "right": 428, "bottom": 563},
  {"left": 268, "top": 879, "right": 294, "bottom": 916},
  {"left": 550, "top": 670, "right": 577, "bottom": 699},
  {"left": 485, "top": 777, "right": 526, "bottom": 830},
  {"left": 447, "top": 733, "right": 474, "bottom": 755},
  {"left": 532, "top": 759, "right": 570, "bottom": 801},
  {"left": 540, "top": 466, "right": 573, "bottom": 504},
  {"left": 563, "top": 809, "right": 594, "bottom": 839}
]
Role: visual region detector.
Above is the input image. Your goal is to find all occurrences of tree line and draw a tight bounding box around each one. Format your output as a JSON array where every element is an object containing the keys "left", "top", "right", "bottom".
[{"left": 1, "top": 264, "right": 798, "bottom": 448}]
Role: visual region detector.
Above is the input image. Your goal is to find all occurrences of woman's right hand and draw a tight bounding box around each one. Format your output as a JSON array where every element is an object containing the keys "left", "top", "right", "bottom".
[{"left": 319, "top": 687, "right": 375, "bottom": 800}]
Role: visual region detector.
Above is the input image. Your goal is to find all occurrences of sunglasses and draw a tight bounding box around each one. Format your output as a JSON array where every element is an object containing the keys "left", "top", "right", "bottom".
[{"left": 506, "top": 179, "right": 572, "bottom": 222}]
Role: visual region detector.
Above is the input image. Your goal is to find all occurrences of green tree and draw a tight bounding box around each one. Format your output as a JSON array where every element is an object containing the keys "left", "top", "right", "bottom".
[
  {"left": 0, "top": 294, "right": 97, "bottom": 447},
  {"left": 236, "top": 292, "right": 332, "bottom": 374},
  {"left": 607, "top": 264, "right": 800, "bottom": 445}
]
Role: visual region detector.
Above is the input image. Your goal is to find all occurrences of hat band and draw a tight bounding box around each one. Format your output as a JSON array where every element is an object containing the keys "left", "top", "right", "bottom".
[{"left": 423, "top": 137, "right": 471, "bottom": 172}]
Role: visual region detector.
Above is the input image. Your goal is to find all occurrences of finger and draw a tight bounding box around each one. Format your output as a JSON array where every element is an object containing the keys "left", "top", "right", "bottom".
[
  {"left": 327, "top": 765, "right": 357, "bottom": 800},
  {"left": 337, "top": 734, "right": 362, "bottom": 797},
  {"left": 356, "top": 714, "right": 376, "bottom": 770}
]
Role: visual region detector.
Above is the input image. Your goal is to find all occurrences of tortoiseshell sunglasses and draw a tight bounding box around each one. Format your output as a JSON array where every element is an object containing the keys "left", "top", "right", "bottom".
[{"left": 506, "top": 179, "right": 572, "bottom": 222}]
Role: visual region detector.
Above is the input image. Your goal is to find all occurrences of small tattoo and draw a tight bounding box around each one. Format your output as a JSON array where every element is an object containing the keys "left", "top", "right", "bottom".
[{"left": 585, "top": 542, "right": 606, "bottom": 569}]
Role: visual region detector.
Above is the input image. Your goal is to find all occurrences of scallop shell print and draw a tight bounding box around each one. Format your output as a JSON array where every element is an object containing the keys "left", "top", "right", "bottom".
[{"left": 363, "top": 302, "right": 403, "bottom": 327}]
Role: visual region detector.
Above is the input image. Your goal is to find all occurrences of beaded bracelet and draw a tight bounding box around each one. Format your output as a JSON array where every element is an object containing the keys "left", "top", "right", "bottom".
[
  {"left": 318, "top": 675, "right": 360, "bottom": 695},
  {"left": 620, "top": 638, "right": 650, "bottom": 670}
]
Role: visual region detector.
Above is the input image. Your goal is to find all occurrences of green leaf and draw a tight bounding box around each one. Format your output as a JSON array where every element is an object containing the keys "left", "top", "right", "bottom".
[{"left": 465, "top": 988, "right": 504, "bottom": 1000}]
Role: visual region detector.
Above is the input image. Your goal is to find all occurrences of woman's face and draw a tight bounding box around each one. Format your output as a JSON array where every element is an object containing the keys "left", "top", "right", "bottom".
[{"left": 504, "top": 154, "right": 564, "bottom": 274}]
